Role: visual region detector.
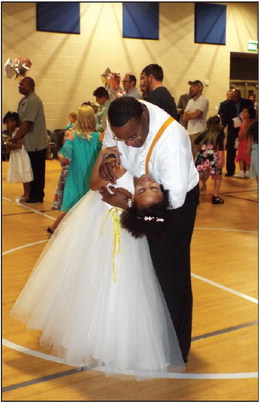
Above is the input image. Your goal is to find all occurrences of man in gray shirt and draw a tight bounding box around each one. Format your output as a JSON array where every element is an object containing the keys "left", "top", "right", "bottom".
[
  {"left": 122, "top": 74, "right": 142, "bottom": 99},
  {"left": 13, "top": 77, "right": 48, "bottom": 203}
]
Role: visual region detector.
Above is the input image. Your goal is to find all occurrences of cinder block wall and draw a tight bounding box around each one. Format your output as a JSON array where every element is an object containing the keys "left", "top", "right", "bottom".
[{"left": 2, "top": 2, "right": 258, "bottom": 131}]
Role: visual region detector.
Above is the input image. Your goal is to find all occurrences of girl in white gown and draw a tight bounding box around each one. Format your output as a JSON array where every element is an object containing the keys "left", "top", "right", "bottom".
[
  {"left": 10, "top": 153, "right": 184, "bottom": 379},
  {"left": 4, "top": 111, "right": 33, "bottom": 202}
]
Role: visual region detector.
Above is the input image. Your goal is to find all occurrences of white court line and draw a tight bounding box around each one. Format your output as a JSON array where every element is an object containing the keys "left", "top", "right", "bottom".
[
  {"left": 14, "top": 200, "right": 55, "bottom": 220},
  {"left": 2, "top": 240, "right": 48, "bottom": 256},
  {"left": 191, "top": 273, "right": 258, "bottom": 304},
  {"left": 2, "top": 339, "right": 258, "bottom": 380},
  {"left": 3, "top": 240, "right": 258, "bottom": 304},
  {"left": 3, "top": 200, "right": 258, "bottom": 380},
  {"left": 2, "top": 196, "right": 55, "bottom": 220}
]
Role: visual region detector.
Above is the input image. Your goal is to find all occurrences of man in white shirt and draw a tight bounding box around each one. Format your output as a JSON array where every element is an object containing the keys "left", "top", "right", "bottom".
[
  {"left": 183, "top": 80, "right": 209, "bottom": 157},
  {"left": 95, "top": 97, "right": 199, "bottom": 362}
]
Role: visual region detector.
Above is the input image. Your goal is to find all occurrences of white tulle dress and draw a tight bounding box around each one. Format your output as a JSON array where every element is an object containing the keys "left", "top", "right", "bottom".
[
  {"left": 10, "top": 171, "right": 184, "bottom": 379},
  {"left": 6, "top": 129, "right": 33, "bottom": 183}
]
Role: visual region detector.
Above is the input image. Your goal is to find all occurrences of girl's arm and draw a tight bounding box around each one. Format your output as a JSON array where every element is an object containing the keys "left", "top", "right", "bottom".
[
  {"left": 6, "top": 137, "right": 22, "bottom": 150},
  {"left": 217, "top": 150, "right": 224, "bottom": 168},
  {"left": 90, "top": 148, "right": 125, "bottom": 190}
]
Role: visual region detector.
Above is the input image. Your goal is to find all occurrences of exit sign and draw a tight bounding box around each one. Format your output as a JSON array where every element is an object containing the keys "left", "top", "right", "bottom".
[{"left": 248, "top": 40, "right": 258, "bottom": 52}]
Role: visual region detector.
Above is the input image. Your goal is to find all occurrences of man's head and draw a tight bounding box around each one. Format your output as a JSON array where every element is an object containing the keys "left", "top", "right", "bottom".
[
  {"left": 93, "top": 86, "right": 109, "bottom": 106},
  {"left": 226, "top": 90, "right": 233, "bottom": 100},
  {"left": 18, "top": 77, "right": 35, "bottom": 96},
  {"left": 108, "top": 97, "right": 149, "bottom": 148},
  {"left": 232, "top": 89, "right": 241, "bottom": 102},
  {"left": 141, "top": 64, "right": 163, "bottom": 92},
  {"left": 122, "top": 74, "right": 137, "bottom": 92},
  {"left": 188, "top": 80, "right": 203, "bottom": 99}
]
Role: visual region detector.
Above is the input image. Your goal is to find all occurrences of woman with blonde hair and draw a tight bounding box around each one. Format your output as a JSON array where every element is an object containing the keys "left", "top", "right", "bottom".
[{"left": 48, "top": 105, "right": 102, "bottom": 233}]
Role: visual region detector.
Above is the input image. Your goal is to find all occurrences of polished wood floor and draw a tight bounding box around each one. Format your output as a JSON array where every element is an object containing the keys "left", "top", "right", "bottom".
[{"left": 2, "top": 158, "right": 258, "bottom": 402}]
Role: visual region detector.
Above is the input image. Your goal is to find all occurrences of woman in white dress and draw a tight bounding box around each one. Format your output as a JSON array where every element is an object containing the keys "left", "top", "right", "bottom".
[
  {"left": 4, "top": 111, "right": 33, "bottom": 202},
  {"left": 10, "top": 150, "right": 184, "bottom": 379}
]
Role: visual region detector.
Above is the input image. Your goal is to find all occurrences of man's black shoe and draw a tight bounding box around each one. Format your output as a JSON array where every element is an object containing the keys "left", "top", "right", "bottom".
[
  {"left": 225, "top": 173, "right": 233, "bottom": 177},
  {"left": 23, "top": 198, "right": 43, "bottom": 203}
]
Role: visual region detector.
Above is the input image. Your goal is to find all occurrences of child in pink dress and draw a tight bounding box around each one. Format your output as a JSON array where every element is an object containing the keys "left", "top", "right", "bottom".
[{"left": 235, "top": 106, "right": 256, "bottom": 178}]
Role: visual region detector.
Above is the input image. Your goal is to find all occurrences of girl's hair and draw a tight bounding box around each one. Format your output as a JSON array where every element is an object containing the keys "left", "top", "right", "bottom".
[
  {"left": 3, "top": 111, "right": 19, "bottom": 126},
  {"left": 120, "top": 186, "right": 174, "bottom": 238},
  {"left": 243, "top": 106, "right": 256, "bottom": 120},
  {"left": 73, "top": 105, "right": 96, "bottom": 139},
  {"left": 203, "top": 115, "right": 222, "bottom": 146}
]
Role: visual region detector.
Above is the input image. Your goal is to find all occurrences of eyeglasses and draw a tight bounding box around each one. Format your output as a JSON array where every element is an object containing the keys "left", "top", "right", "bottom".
[{"left": 112, "top": 131, "right": 142, "bottom": 143}]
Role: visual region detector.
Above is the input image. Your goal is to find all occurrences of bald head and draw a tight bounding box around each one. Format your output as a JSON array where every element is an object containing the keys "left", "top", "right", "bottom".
[
  {"left": 232, "top": 89, "right": 241, "bottom": 102},
  {"left": 18, "top": 76, "right": 35, "bottom": 96}
]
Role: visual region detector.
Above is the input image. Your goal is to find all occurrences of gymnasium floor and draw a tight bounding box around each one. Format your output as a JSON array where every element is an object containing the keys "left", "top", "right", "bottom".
[{"left": 2, "top": 158, "right": 258, "bottom": 402}]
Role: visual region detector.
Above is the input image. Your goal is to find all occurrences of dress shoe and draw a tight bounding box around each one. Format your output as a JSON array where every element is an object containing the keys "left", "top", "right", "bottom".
[
  {"left": 212, "top": 196, "right": 224, "bottom": 204},
  {"left": 23, "top": 198, "right": 43, "bottom": 203},
  {"left": 47, "top": 227, "right": 54, "bottom": 234}
]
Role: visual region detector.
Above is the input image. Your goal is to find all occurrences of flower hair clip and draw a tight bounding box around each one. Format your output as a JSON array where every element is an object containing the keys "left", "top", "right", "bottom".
[{"left": 137, "top": 216, "right": 165, "bottom": 222}]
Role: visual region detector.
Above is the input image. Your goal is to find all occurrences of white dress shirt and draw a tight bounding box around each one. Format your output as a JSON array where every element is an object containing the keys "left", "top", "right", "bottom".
[{"left": 103, "top": 100, "right": 199, "bottom": 208}]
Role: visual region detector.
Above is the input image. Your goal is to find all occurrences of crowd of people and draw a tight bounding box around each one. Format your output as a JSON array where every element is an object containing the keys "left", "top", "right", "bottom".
[{"left": 4, "top": 64, "right": 258, "bottom": 379}]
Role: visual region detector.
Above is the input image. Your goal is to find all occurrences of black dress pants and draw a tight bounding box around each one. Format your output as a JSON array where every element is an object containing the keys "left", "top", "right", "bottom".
[
  {"left": 226, "top": 127, "right": 239, "bottom": 176},
  {"left": 27, "top": 148, "right": 46, "bottom": 201},
  {"left": 147, "top": 184, "right": 199, "bottom": 361}
]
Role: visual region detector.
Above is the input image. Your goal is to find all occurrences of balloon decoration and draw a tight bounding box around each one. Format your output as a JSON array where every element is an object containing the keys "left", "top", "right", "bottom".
[{"left": 4, "top": 57, "right": 32, "bottom": 79}]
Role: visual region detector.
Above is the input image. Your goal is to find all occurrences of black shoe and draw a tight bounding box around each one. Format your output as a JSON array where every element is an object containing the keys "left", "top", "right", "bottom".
[
  {"left": 212, "top": 196, "right": 224, "bottom": 204},
  {"left": 225, "top": 173, "right": 233, "bottom": 177},
  {"left": 24, "top": 198, "right": 43, "bottom": 203}
]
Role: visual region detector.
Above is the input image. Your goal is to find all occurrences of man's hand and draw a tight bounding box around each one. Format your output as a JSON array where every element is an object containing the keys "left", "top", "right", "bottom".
[
  {"left": 98, "top": 147, "right": 122, "bottom": 184},
  {"left": 99, "top": 186, "right": 132, "bottom": 209}
]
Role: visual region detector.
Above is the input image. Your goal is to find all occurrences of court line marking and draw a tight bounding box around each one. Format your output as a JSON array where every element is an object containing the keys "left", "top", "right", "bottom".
[
  {"left": 2, "top": 240, "right": 48, "bottom": 256},
  {"left": 3, "top": 196, "right": 258, "bottom": 233},
  {"left": 2, "top": 368, "right": 83, "bottom": 392},
  {"left": 2, "top": 197, "right": 56, "bottom": 220},
  {"left": 192, "top": 320, "right": 258, "bottom": 341},
  {"left": 2, "top": 199, "right": 258, "bottom": 383},
  {"left": 191, "top": 273, "right": 258, "bottom": 304},
  {"left": 3, "top": 238, "right": 258, "bottom": 304},
  {"left": 2, "top": 339, "right": 258, "bottom": 380}
]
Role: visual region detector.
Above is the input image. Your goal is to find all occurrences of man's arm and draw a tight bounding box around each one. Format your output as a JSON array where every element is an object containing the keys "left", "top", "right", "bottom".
[
  {"left": 12, "top": 121, "right": 30, "bottom": 142},
  {"left": 183, "top": 109, "right": 202, "bottom": 121}
]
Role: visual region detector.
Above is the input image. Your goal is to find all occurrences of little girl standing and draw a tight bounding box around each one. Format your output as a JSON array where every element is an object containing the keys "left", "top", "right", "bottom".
[
  {"left": 235, "top": 106, "right": 256, "bottom": 178},
  {"left": 194, "top": 115, "right": 225, "bottom": 204},
  {"left": 4, "top": 111, "right": 33, "bottom": 202}
]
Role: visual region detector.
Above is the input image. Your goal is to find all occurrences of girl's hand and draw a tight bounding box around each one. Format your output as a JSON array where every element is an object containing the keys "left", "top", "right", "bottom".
[{"left": 99, "top": 186, "right": 132, "bottom": 209}]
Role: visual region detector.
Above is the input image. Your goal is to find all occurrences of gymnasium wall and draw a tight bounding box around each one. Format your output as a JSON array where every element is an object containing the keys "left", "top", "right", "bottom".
[{"left": 2, "top": 2, "right": 258, "bottom": 131}]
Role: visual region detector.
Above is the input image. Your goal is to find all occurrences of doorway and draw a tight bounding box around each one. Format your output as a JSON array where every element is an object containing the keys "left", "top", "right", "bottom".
[{"left": 230, "top": 52, "right": 258, "bottom": 100}]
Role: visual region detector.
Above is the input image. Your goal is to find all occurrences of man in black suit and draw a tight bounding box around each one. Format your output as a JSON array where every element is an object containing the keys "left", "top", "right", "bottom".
[{"left": 218, "top": 89, "right": 253, "bottom": 176}]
